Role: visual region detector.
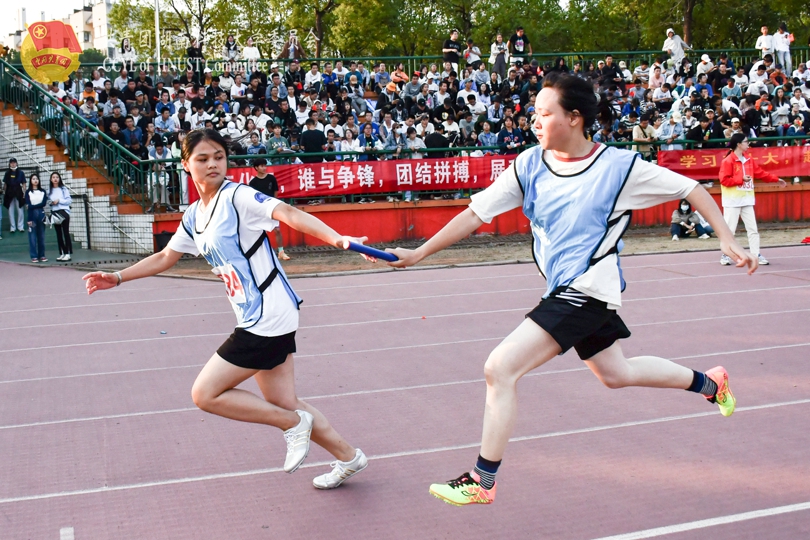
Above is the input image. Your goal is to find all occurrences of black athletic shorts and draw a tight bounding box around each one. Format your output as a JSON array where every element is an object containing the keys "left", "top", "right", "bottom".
[
  {"left": 216, "top": 328, "right": 296, "bottom": 370},
  {"left": 526, "top": 286, "right": 631, "bottom": 360}
]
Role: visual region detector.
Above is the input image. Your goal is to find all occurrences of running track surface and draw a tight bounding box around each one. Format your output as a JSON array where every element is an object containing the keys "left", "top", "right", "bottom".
[{"left": 1, "top": 246, "right": 809, "bottom": 540}]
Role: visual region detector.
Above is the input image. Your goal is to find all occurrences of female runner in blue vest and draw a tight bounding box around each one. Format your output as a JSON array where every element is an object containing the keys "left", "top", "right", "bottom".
[
  {"left": 83, "top": 129, "right": 368, "bottom": 490},
  {"left": 388, "top": 72, "right": 758, "bottom": 506}
]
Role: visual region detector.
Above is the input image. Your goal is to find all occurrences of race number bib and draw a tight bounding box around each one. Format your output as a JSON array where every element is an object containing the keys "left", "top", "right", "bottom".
[
  {"left": 212, "top": 264, "right": 246, "bottom": 304},
  {"left": 738, "top": 177, "right": 755, "bottom": 191}
]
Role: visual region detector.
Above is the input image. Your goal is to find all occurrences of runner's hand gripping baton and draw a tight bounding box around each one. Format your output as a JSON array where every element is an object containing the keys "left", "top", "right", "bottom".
[{"left": 346, "top": 242, "right": 399, "bottom": 262}]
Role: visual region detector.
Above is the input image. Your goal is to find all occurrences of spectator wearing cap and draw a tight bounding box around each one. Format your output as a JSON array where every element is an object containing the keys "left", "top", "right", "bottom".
[
  {"left": 658, "top": 111, "right": 684, "bottom": 150},
  {"left": 723, "top": 117, "right": 744, "bottom": 139},
  {"left": 377, "top": 82, "right": 402, "bottom": 114},
  {"left": 173, "top": 107, "right": 191, "bottom": 131},
  {"left": 696, "top": 54, "right": 715, "bottom": 78},
  {"left": 618, "top": 61, "right": 632, "bottom": 83},
  {"left": 663, "top": 28, "right": 691, "bottom": 69}
]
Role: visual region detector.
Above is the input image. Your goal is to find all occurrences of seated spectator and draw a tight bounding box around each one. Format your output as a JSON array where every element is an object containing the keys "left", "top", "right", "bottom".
[
  {"left": 633, "top": 60, "right": 651, "bottom": 84},
  {"left": 122, "top": 115, "right": 143, "bottom": 147},
  {"left": 721, "top": 77, "right": 742, "bottom": 100},
  {"left": 653, "top": 83, "right": 675, "bottom": 112},
  {"left": 391, "top": 62, "right": 409, "bottom": 88},
  {"left": 497, "top": 116, "right": 523, "bottom": 154},
  {"left": 592, "top": 124, "right": 614, "bottom": 143},
  {"left": 154, "top": 108, "right": 176, "bottom": 135},
  {"left": 658, "top": 111, "right": 684, "bottom": 150},
  {"left": 671, "top": 199, "right": 712, "bottom": 240},
  {"left": 786, "top": 116, "right": 805, "bottom": 140},
  {"left": 246, "top": 132, "right": 266, "bottom": 155}
]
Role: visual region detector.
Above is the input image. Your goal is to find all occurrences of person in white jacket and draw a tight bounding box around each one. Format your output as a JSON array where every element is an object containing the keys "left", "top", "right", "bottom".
[
  {"left": 662, "top": 28, "right": 691, "bottom": 69},
  {"left": 773, "top": 23, "right": 793, "bottom": 75},
  {"left": 755, "top": 26, "right": 774, "bottom": 58}
]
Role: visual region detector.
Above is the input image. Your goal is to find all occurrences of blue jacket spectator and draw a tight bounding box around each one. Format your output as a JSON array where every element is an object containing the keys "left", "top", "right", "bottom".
[{"left": 497, "top": 119, "right": 523, "bottom": 155}]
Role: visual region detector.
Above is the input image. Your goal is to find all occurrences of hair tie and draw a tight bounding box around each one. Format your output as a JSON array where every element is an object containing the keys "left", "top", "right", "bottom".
[{"left": 594, "top": 93, "right": 601, "bottom": 104}]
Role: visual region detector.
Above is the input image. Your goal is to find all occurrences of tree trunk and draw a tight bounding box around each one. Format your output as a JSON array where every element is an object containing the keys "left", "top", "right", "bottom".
[
  {"left": 682, "top": 0, "right": 697, "bottom": 45},
  {"left": 314, "top": 11, "right": 323, "bottom": 58}
]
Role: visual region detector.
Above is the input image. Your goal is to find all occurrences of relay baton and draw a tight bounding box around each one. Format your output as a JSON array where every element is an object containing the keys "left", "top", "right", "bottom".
[{"left": 347, "top": 242, "right": 399, "bottom": 262}]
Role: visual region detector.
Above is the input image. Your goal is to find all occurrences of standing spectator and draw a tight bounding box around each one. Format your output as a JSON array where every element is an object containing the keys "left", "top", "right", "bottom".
[
  {"left": 774, "top": 23, "right": 793, "bottom": 76},
  {"left": 464, "top": 39, "right": 482, "bottom": 69},
  {"left": 242, "top": 37, "right": 260, "bottom": 61},
  {"left": 718, "top": 134, "right": 786, "bottom": 265},
  {"left": 663, "top": 28, "right": 691, "bottom": 70},
  {"left": 508, "top": 27, "right": 532, "bottom": 66},
  {"left": 25, "top": 174, "right": 48, "bottom": 262},
  {"left": 632, "top": 114, "right": 657, "bottom": 157},
  {"left": 278, "top": 33, "right": 307, "bottom": 61},
  {"left": 147, "top": 141, "right": 174, "bottom": 213},
  {"left": 249, "top": 158, "right": 290, "bottom": 260},
  {"left": 489, "top": 34, "right": 509, "bottom": 79},
  {"left": 116, "top": 38, "right": 137, "bottom": 68},
  {"left": 223, "top": 34, "right": 240, "bottom": 61},
  {"left": 47, "top": 172, "right": 72, "bottom": 261},
  {"left": 443, "top": 30, "right": 462, "bottom": 74},
  {"left": 299, "top": 118, "right": 327, "bottom": 163},
  {"left": 755, "top": 26, "right": 774, "bottom": 58},
  {"left": 3, "top": 158, "right": 26, "bottom": 234},
  {"left": 186, "top": 39, "right": 204, "bottom": 69}
]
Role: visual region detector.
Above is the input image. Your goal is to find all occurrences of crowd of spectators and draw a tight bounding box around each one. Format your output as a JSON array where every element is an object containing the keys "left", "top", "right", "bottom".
[{"left": 22, "top": 24, "right": 810, "bottom": 207}]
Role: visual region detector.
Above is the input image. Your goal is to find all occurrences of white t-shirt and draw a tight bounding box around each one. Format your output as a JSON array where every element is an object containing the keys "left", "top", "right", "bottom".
[
  {"left": 167, "top": 187, "right": 299, "bottom": 336},
  {"left": 755, "top": 35, "right": 774, "bottom": 56},
  {"left": 468, "top": 146, "right": 697, "bottom": 308},
  {"left": 230, "top": 83, "right": 247, "bottom": 99},
  {"left": 773, "top": 31, "right": 791, "bottom": 52}
]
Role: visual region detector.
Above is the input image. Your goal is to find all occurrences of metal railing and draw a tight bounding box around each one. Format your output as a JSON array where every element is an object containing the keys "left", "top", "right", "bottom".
[{"left": 13, "top": 47, "right": 808, "bottom": 82}]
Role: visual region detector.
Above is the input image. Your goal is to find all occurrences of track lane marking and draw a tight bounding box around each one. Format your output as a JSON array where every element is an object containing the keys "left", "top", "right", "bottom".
[
  {"left": 0, "top": 398, "right": 806, "bottom": 505},
  {"left": 2, "top": 341, "right": 808, "bottom": 429},
  {"left": 591, "top": 501, "right": 810, "bottom": 539}
]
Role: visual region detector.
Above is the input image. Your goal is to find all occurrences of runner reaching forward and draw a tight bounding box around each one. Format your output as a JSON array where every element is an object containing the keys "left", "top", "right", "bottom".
[
  {"left": 84, "top": 129, "right": 369, "bottom": 489},
  {"left": 387, "top": 72, "right": 757, "bottom": 506}
]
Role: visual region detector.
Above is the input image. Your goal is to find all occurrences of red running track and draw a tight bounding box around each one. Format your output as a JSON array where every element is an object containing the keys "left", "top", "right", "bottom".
[{"left": 0, "top": 246, "right": 809, "bottom": 539}]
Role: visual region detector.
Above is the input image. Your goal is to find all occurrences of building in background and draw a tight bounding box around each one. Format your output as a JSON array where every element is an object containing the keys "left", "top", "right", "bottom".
[{"left": 4, "top": 1, "right": 114, "bottom": 56}]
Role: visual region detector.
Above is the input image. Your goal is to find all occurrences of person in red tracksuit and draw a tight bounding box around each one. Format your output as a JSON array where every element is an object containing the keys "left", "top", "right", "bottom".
[{"left": 718, "top": 133, "right": 786, "bottom": 266}]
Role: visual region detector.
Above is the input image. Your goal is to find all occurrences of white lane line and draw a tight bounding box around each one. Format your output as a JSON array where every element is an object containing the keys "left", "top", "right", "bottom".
[
  {"left": 3, "top": 264, "right": 808, "bottom": 318},
  {"left": 0, "top": 311, "right": 233, "bottom": 332},
  {"left": 59, "top": 527, "right": 74, "bottom": 540},
  {"left": 0, "top": 283, "right": 211, "bottom": 302},
  {"left": 3, "top": 306, "right": 810, "bottom": 384},
  {"left": 0, "top": 398, "right": 806, "bottom": 505},
  {"left": 3, "top": 342, "right": 809, "bottom": 430},
  {"left": 624, "top": 283, "right": 810, "bottom": 303},
  {"left": 619, "top": 253, "right": 810, "bottom": 270},
  {"left": 592, "top": 501, "right": 810, "bottom": 540}
]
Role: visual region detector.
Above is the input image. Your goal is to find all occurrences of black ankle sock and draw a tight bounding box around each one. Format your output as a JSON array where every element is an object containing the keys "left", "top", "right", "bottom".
[
  {"left": 686, "top": 370, "right": 717, "bottom": 397},
  {"left": 473, "top": 455, "right": 501, "bottom": 490}
]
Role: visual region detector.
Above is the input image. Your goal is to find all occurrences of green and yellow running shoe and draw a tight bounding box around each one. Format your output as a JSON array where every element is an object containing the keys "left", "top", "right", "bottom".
[
  {"left": 429, "top": 471, "right": 496, "bottom": 506},
  {"left": 705, "top": 366, "right": 736, "bottom": 417}
]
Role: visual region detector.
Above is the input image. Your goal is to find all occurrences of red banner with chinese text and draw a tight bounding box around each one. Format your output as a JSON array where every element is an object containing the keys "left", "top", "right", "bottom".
[
  {"left": 226, "top": 155, "right": 516, "bottom": 199},
  {"left": 658, "top": 146, "right": 810, "bottom": 180}
]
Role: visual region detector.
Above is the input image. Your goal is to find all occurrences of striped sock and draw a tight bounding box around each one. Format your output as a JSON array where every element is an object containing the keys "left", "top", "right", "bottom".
[
  {"left": 686, "top": 370, "right": 718, "bottom": 398},
  {"left": 473, "top": 455, "right": 501, "bottom": 490}
]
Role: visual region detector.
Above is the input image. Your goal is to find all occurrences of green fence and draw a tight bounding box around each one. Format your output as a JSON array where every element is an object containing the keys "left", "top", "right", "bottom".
[{"left": 18, "top": 47, "right": 809, "bottom": 81}]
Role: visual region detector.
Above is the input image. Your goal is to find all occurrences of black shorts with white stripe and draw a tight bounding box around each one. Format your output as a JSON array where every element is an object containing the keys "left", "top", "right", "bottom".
[{"left": 525, "top": 286, "right": 631, "bottom": 360}]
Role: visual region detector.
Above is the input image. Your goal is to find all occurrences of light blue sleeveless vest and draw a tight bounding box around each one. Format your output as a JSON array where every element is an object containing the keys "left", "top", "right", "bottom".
[
  {"left": 182, "top": 182, "right": 301, "bottom": 330},
  {"left": 514, "top": 145, "right": 639, "bottom": 297}
]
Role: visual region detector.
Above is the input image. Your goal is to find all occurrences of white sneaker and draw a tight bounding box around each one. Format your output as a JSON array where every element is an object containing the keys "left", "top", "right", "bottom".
[
  {"left": 672, "top": 235, "right": 679, "bottom": 241},
  {"left": 45, "top": 133, "right": 52, "bottom": 140},
  {"left": 794, "top": 177, "right": 801, "bottom": 184},
  {"left": 283, "top": 410, "right": 314, "bottom": 473},
  {"left": 699, "top": 234, "right": 710, "bottom": 239},
  {"left": 62, "top": 254, "right": 71, "bottom": 262},
  {"left": 720, "top": 255, "right": 732, "bottom": 266},
  {"left": 758, "top": 255, "right": 769, "bottom": 265},
  {"left": 63, "top": 148, "right": 69, "bottom": 155},
  {"left": 56, "top": 254, "right": 65, "bottom": 261},
  {"left": 312, "top": 449, "right": 368, "bottom": 490}
]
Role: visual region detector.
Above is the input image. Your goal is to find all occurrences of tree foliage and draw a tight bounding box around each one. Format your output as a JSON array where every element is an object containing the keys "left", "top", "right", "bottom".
[{"left": 109, "top": 0, "right": 809, "bottom": 62}]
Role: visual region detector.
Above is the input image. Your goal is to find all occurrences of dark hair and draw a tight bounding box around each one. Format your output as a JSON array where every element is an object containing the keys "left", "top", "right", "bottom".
[
  {"left": 28, "top": 173, "right": 45, "bottom": 192},
  {"left": 542, "top": 71, "right": 613, "bottom": 134},
  {"left": 49, "top": 171, "right": 65, "bottom": 190},
  {"left": 678, "top": 199, "right": 692, "bottom": 214},
  {"left": 181, "top": 128, "right": 229, "bottom": 161},
  {"left": 728, "top": 132, "right": 747, "bottom": 152},
  {"left": 252, "top": 158, "right": 267, "bottom": 167}
]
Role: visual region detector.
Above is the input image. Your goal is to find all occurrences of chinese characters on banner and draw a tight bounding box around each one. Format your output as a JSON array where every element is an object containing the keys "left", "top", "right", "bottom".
[
  {"left": 658, "top": 147, "right": 810, "bottom": 180},
  {"left": 224, "top": 155, "right": 516, "bottom": 199}
]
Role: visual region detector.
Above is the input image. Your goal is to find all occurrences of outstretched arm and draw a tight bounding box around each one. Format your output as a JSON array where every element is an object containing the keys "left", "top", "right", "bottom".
[
  {"left": 83, "top": 247, "right": 184, "bottom": 294},
  {"left": 685, "top": 185, "right": 757, "bottom": 274},
  {"left": 272, "top": 202, "right": 368, "bottom": 252},
  {"left": 388, "top": 207, "right": 483, "bottom": 268}
]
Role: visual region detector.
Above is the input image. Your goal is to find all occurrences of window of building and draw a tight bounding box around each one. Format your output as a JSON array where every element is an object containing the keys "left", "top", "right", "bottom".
[{"left": 83, "top": 31, "right": 91, "bottom": 42}]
